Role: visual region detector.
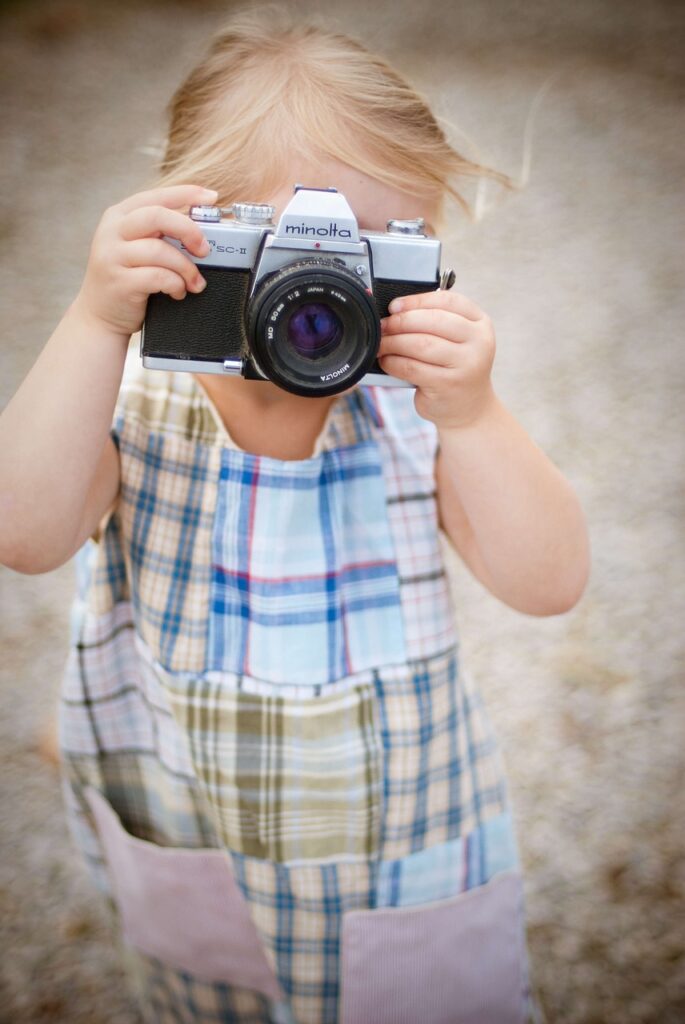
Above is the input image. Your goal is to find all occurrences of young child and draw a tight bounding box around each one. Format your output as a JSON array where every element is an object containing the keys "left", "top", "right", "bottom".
[{"left": 0, "top": 10, "right": 589, "bottom": 1024}]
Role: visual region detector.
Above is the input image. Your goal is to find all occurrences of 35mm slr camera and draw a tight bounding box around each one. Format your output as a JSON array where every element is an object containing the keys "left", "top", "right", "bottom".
[{"left": 141, "top": 185, "right": 452, "bottom": 397}]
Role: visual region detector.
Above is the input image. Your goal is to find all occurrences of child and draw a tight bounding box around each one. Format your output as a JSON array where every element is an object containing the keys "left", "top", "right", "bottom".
[{"left": 0, "top": 10, "right": 589, "bottom": 1024}]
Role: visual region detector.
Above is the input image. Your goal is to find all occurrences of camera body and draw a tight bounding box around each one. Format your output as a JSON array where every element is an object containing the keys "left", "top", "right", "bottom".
[{"left": 141, "top": 185, "right": 446, "bottom": 397}]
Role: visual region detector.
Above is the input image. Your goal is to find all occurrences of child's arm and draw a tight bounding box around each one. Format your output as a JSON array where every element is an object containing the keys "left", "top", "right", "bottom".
[
  {"left": 0, "top": 184, "right": 217, "bottom": 574},
  {"left": 378, "top": 291, "right": 590, "bottom": 616}
]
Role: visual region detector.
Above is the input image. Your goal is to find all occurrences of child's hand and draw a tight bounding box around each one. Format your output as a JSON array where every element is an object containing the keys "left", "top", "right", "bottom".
[
  {"left": 378, "top": 290, "right": 497, "bottom": 430},
  {"left": 74, "top": 184, "right": 219, "bottom": 337}
]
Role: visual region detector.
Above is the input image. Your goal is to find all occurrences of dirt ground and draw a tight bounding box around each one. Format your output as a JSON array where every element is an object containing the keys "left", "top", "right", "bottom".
[{"left": 0, "top": 1, "right": 683, "bottom": 1022}]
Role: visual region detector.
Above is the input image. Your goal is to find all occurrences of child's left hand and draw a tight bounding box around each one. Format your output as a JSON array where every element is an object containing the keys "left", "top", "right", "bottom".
[{"left": 378, "top": 290, "right": 496, "bottom": 430}]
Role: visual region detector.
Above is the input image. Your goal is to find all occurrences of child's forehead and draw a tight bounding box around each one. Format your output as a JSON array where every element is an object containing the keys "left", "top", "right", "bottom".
[{"left": 250, "top": 156, "right": 438, "bottom": 233}]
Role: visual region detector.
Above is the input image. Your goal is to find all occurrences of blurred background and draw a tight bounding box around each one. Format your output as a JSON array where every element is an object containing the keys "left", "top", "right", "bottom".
[{"left": 0, "top": 1, "right": 683, "bottom": 1021}]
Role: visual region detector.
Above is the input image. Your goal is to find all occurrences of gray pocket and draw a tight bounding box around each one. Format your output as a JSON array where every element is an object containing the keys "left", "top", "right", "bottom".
[
  {"left": 339, "top": 869, "right": 527, "bottom": 1024},
  {"left": 85, "top": 786, "right": 284, "bottom": 1000}
]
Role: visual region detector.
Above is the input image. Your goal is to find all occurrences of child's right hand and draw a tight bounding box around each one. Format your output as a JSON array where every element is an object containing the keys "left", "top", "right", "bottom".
[{"left": 74, "top": 184, "right": 219, "bottom": 337}]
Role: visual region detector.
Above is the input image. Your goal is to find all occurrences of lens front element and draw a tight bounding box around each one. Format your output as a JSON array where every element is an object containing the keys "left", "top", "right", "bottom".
[
  {"left": 249, "top": 259, "right": 380, "bottom": 397},
  {"left": 287, "top": 302, "right": 343, "bottom": 360}
]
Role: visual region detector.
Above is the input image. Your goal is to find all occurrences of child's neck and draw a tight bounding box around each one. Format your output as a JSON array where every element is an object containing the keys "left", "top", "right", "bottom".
[{"left": 194, "top": 374, "right": 339, "bottom": 460}]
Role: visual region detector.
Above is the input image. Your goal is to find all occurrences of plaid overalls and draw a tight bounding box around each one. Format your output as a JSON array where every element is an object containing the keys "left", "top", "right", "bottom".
[{"left": 59, "top": 351, "right": 531, "bottom": 1023}]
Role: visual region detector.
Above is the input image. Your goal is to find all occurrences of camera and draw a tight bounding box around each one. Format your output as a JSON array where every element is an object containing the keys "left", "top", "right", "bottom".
[{"left": 141, "top": 185, "right": 452, "bottom": 397}]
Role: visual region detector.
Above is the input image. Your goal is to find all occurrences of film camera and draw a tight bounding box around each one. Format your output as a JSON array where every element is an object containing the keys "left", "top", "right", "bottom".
[{"left": 141, "top": 185, "right": 452, "bottom": 397}]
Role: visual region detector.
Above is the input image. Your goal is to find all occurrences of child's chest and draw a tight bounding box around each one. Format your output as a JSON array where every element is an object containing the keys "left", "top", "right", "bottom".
[
  {"left": 219, "top": 408, "right": 331, "bottom": 460},
  {"left": 195, "top": 374, "right": 338, "bottom": 460}
]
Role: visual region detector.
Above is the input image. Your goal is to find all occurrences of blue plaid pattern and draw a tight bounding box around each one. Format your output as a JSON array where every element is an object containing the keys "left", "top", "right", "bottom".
[
  {"left": 376, "top": 810, "right": 519, "bottom": 908},
  {"left": 227, "top": 848, "right": 376, "bottom": 1023},
  {"left": 371, "top": 646, "right": 510, "bottom": 860},
  {"left": 116, "top": 417, "right": 221, "bottom": 674},
  {"left": 209, "top": 442, "right": 406, "bottom": 685},
  {"left": 370, "top": 389, "right": 458, "bottom": 662}
]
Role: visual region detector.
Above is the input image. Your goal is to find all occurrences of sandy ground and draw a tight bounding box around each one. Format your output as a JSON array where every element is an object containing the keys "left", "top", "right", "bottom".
[{"left": 0, "top": 1, "right": 684, "bottom": 1021}]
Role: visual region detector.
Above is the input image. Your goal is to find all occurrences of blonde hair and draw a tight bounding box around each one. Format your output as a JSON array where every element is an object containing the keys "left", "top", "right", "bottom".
[{"left": 156, "top": 6, "right": 512, "bottom": 223}]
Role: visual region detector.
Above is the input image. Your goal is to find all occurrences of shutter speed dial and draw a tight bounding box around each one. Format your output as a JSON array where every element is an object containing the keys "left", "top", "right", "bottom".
[
  {"left": 232, "top": 203, "right": 275, "bottom": 225},
  {"left": 189, "top": 203, "right": 276, "bottom": 225}
]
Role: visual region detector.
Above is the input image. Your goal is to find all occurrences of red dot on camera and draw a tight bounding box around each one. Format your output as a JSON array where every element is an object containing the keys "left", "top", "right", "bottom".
[{"left": 315, "top": 242, "right": 321, "bottom": 249}]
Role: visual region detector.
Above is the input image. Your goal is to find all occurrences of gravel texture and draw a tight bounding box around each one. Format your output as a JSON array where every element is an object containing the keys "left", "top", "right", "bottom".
[{"left": 0, "top": 2, "right": 683, "bottom": 1022}]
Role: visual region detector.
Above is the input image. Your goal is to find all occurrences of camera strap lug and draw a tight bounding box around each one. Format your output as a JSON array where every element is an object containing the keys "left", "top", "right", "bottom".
[{"left": 439, "top": 268, "right": 456, "bottom": 290}]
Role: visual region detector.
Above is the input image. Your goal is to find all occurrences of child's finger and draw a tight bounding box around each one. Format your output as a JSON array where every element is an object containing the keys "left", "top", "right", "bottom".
[
  {"left": 382, "top": 307, "right": 475, "bottom": 345},
  {"left": 388, "top": 289, "right": 484, "bottom": 322},
  {"left": 116, "top": 185, "right": 218, "bottom": 215},
  {"left": 126, "top": 266, "right": 190, "bottom": 302},
  {"left": 379, "top": 352, "right": 452, "bottom": 388},
  {"left": 379, "top": 331, "right": 463, "bottom": 369},
  {"left": 119, "top": 206, "right": 211, "bottom": 259},
  {"left": 121, "top": 239, "right": 207, "bottom": 293}
]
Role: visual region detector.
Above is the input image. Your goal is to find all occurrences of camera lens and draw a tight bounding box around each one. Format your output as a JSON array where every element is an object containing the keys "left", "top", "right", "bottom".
[
  {"left": 248, "top": 259, "right": 380, "bottom": 397},
  {"left": 286, "top": 302, "right": 343, "bottom": 360}
]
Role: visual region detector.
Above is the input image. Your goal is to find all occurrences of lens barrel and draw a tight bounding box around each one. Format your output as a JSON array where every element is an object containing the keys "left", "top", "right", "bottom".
[{"left": 248, "top": 259, "right": 381, "bottom": 397}]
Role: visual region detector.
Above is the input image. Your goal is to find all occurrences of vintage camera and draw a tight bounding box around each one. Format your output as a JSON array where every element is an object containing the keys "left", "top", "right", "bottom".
[{"left": 141, "top": 185, "right": 452, "bottom": 397}]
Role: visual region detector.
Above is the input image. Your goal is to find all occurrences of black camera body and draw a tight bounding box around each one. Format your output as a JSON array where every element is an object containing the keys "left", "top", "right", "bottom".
[{"left": 141, "top": 185, "right": 447, "bottom": 397}]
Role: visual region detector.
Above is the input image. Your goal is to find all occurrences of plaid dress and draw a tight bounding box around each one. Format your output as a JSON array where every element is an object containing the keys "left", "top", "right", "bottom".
[{"left": 59, "top": 350, "right": 531, "bottom": 1024}]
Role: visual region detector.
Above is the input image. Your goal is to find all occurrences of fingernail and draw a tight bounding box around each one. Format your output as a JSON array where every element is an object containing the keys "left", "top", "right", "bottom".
[
  {"left": 194, "top": 277, "right": 207, "bottom": 292},
  {"left": 380, "top": 318, "right": 388, "bottom": 333},
  {"left": 388, "top": 298, "right": 403, "bottom": 313},
  {"left": 202, "top": 188, "right": 219, "bottom": 199},
  {"left": 199, "top": 239, "right": 211, "bottom": 256}
]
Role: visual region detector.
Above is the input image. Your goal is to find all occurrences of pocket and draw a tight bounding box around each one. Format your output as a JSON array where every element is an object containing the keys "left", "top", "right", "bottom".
[
  {"left": 339, "top": 869, "right": 528, "bottom": 1024},
  {"left": 84, "top": 786, "right": 284, "bottom": 1001}
]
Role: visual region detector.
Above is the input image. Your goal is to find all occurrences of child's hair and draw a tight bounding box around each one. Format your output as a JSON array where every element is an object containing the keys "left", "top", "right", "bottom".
[{"left": 155, "top": 5, "right": 512, "bottom": 224}]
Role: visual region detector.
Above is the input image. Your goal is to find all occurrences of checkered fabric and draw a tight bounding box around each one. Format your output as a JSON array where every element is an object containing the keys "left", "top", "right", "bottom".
[
  {"left": 59, "top": 351, "right": 528, "bottom": 1024},
  {"left": 117, "top": 419, "right": 219, "bottom": 672},
  {"left": 208, "top": 441, "right": 407, "bottom": 684}
]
